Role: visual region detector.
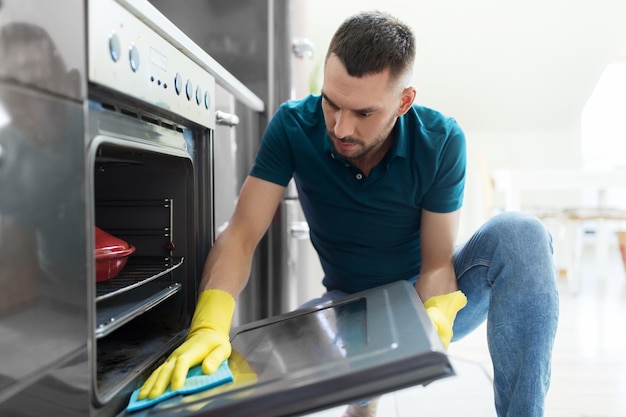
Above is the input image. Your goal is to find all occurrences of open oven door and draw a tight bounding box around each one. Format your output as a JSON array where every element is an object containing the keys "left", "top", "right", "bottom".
[{"left": 117, "top": 280, "right": 454, "bottom": 417}]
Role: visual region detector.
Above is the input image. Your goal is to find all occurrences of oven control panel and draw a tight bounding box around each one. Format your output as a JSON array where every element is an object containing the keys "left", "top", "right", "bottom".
[{"left": 88, "top": 0, "right": 215, "bottom": 129}]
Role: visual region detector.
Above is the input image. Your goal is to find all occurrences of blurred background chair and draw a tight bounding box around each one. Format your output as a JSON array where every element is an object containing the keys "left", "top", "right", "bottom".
[{"left": 560, "top": 207, "right": 626, "bottom": 293}]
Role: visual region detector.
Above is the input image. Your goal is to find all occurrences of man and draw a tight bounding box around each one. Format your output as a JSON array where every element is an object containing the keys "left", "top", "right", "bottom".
[{"left": 139, "top": 11, "right": 559, "bottom": 417}]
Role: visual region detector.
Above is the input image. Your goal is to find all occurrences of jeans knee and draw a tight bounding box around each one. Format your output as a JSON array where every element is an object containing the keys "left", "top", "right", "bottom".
[
  {"left": 488, "top": 211, "right": 549, "bottom": 238},
  {"left": 484, "top": 212, "right": 553, "bottom": 255}
]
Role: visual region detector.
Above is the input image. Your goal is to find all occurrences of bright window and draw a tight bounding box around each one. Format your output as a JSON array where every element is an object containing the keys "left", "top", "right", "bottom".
[{"left": 581, "top": 62, "right": 626, "bottom": 171}]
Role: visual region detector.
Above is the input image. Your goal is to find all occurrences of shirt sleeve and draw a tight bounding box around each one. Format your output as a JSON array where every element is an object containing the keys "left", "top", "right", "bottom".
[
  {"left": 249, "top": 105, "right": 295, "bottom": 187},
  {"left": 420, "top": 119, "right": 466, "bottom": 213}
]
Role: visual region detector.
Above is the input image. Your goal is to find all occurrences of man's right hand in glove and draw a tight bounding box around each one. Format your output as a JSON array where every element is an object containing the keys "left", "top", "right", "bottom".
[{"left": 138, "top": 289, "right": 236, "bottom": 400}]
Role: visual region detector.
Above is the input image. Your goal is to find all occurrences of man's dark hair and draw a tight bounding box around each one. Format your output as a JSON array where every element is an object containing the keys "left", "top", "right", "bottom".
[{"left": 326, "top": 11, "right": 415, "bottom": 81}]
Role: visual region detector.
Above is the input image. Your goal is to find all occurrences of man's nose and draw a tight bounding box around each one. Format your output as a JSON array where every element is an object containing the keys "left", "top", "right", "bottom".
[{"left": 333, "top": 110, "right": 355, "bottom": 139}]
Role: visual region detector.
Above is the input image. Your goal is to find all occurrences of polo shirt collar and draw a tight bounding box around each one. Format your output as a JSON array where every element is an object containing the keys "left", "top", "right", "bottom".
[{"left": 389, "top": 116, "right": 408, "bottom": 159}]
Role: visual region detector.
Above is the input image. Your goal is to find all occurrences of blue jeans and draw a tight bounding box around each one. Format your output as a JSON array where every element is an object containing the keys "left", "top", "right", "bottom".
[{"left": 302, "top": 212, "right": 559, "bottom": 417}]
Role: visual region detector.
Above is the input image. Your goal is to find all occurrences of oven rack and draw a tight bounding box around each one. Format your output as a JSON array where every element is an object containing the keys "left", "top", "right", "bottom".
[
  {"left": 95, "top": 281, "right": 182, "bottom": 339},
  {"left": 96, "top": 256, "right": 184, "bottom": 301},
  {"left": 95, "top": 256, "right": 184, "bottom": 338}
]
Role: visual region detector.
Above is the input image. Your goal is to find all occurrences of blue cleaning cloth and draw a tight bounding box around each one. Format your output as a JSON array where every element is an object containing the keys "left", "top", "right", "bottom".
[{"left": 126, "top": 360, "right": 234, "bottom": 412}]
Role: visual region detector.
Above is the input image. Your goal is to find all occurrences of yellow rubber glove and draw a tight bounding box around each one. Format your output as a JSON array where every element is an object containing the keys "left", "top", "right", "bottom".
[
  {"left": 423, "top": 290, "right": 467, "bottom": 349},
  {"left": 138, "top": 289, "right": 235, "bottom": 400}
]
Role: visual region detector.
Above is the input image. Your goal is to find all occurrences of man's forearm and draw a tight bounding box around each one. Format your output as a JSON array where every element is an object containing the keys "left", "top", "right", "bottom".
[
  {"left": 414, "top": 264, "right": 458, "bottom": 302},
  {"left": 198, "top": 229, "right": 255, "bottom": 299}
]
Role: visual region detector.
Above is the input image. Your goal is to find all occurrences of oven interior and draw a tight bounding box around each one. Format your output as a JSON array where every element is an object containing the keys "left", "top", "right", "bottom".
[{"left": 89, "top": 102, "right": 203, "bottom": 403}]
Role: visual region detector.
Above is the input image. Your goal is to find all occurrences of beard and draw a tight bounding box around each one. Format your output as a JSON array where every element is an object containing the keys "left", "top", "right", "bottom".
[{"left": 329, "top": 114, "right": 397, "bottom": 162}]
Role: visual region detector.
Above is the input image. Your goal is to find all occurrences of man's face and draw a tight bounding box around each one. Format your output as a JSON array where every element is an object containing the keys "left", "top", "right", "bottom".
[{"left": 321, "top": 54, "right": 411, "bottom": 164}]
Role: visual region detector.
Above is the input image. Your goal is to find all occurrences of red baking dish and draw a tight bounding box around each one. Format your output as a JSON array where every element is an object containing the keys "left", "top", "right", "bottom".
[{"left": 95, "top": 227, "right": 136, "bottom": 282}]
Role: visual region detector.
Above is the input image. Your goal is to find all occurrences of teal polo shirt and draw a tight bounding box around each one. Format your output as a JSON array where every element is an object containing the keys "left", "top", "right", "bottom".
[{"left": 250, "top": 95, "right": 466, "bottom": 293}]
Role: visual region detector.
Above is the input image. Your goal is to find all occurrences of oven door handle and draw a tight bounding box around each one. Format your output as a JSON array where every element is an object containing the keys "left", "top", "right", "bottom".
[{"left": 215, "top": 110, "right": 240, "bottom": 127}]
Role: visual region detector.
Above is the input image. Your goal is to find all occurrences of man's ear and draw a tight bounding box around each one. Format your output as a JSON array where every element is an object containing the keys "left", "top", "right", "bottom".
[{"left": 396, "top": 86, "right": 417, "bottom": 116}]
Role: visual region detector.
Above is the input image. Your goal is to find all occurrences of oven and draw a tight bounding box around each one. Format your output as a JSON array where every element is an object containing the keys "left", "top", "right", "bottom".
[
  {"left": 1, "top": 1, "right": 456, "bottom": 416},
  {"left": 85, "top": 0, "right": 280, "bottom": 411},
  {"left": 86, "top": 0, "right": 218, "bottom": 411}
]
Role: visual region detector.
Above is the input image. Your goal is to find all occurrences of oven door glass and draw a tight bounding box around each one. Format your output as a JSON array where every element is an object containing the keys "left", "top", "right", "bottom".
[{"left": 120, "top": 280, "right": 453, "bottom": 417}]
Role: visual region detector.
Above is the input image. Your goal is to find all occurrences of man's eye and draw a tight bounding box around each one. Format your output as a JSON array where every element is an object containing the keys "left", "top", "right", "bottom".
[
  {"left": 358, "top": 112, "right": 372, "bottom": 118},
  {"left": 323, "top": 98, "right": 338, "bottom": 109}
]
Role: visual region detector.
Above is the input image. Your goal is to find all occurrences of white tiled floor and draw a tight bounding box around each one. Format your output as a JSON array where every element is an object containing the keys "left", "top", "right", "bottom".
[{"left": 302, "top": 238, "right": 626, "bottom": 417}]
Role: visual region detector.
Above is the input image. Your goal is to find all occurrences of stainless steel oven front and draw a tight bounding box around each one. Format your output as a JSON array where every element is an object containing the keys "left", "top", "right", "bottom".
[{"left": 87, "top": 0, "right": 217, "bottom": 411}]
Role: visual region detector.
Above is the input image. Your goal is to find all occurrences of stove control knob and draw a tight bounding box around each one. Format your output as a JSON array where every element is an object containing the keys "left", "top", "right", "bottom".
[
  {"left": 185, "top": 79, "right": 193, "bottom": 101},
  {"left": 195, "top": 86, "right": 202, "bottom": 106},
  {"left": 174, "top": 73, "right": 182, "bottom": 95},
  {"left": 109, "top": 32, "right": 121, "bottom": 62},
  {"left": 129, "top": 43, "right": 140, "bottom": 72},
  {"left": 204, "top": 91, "right": 211, "bottom": 110}
]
